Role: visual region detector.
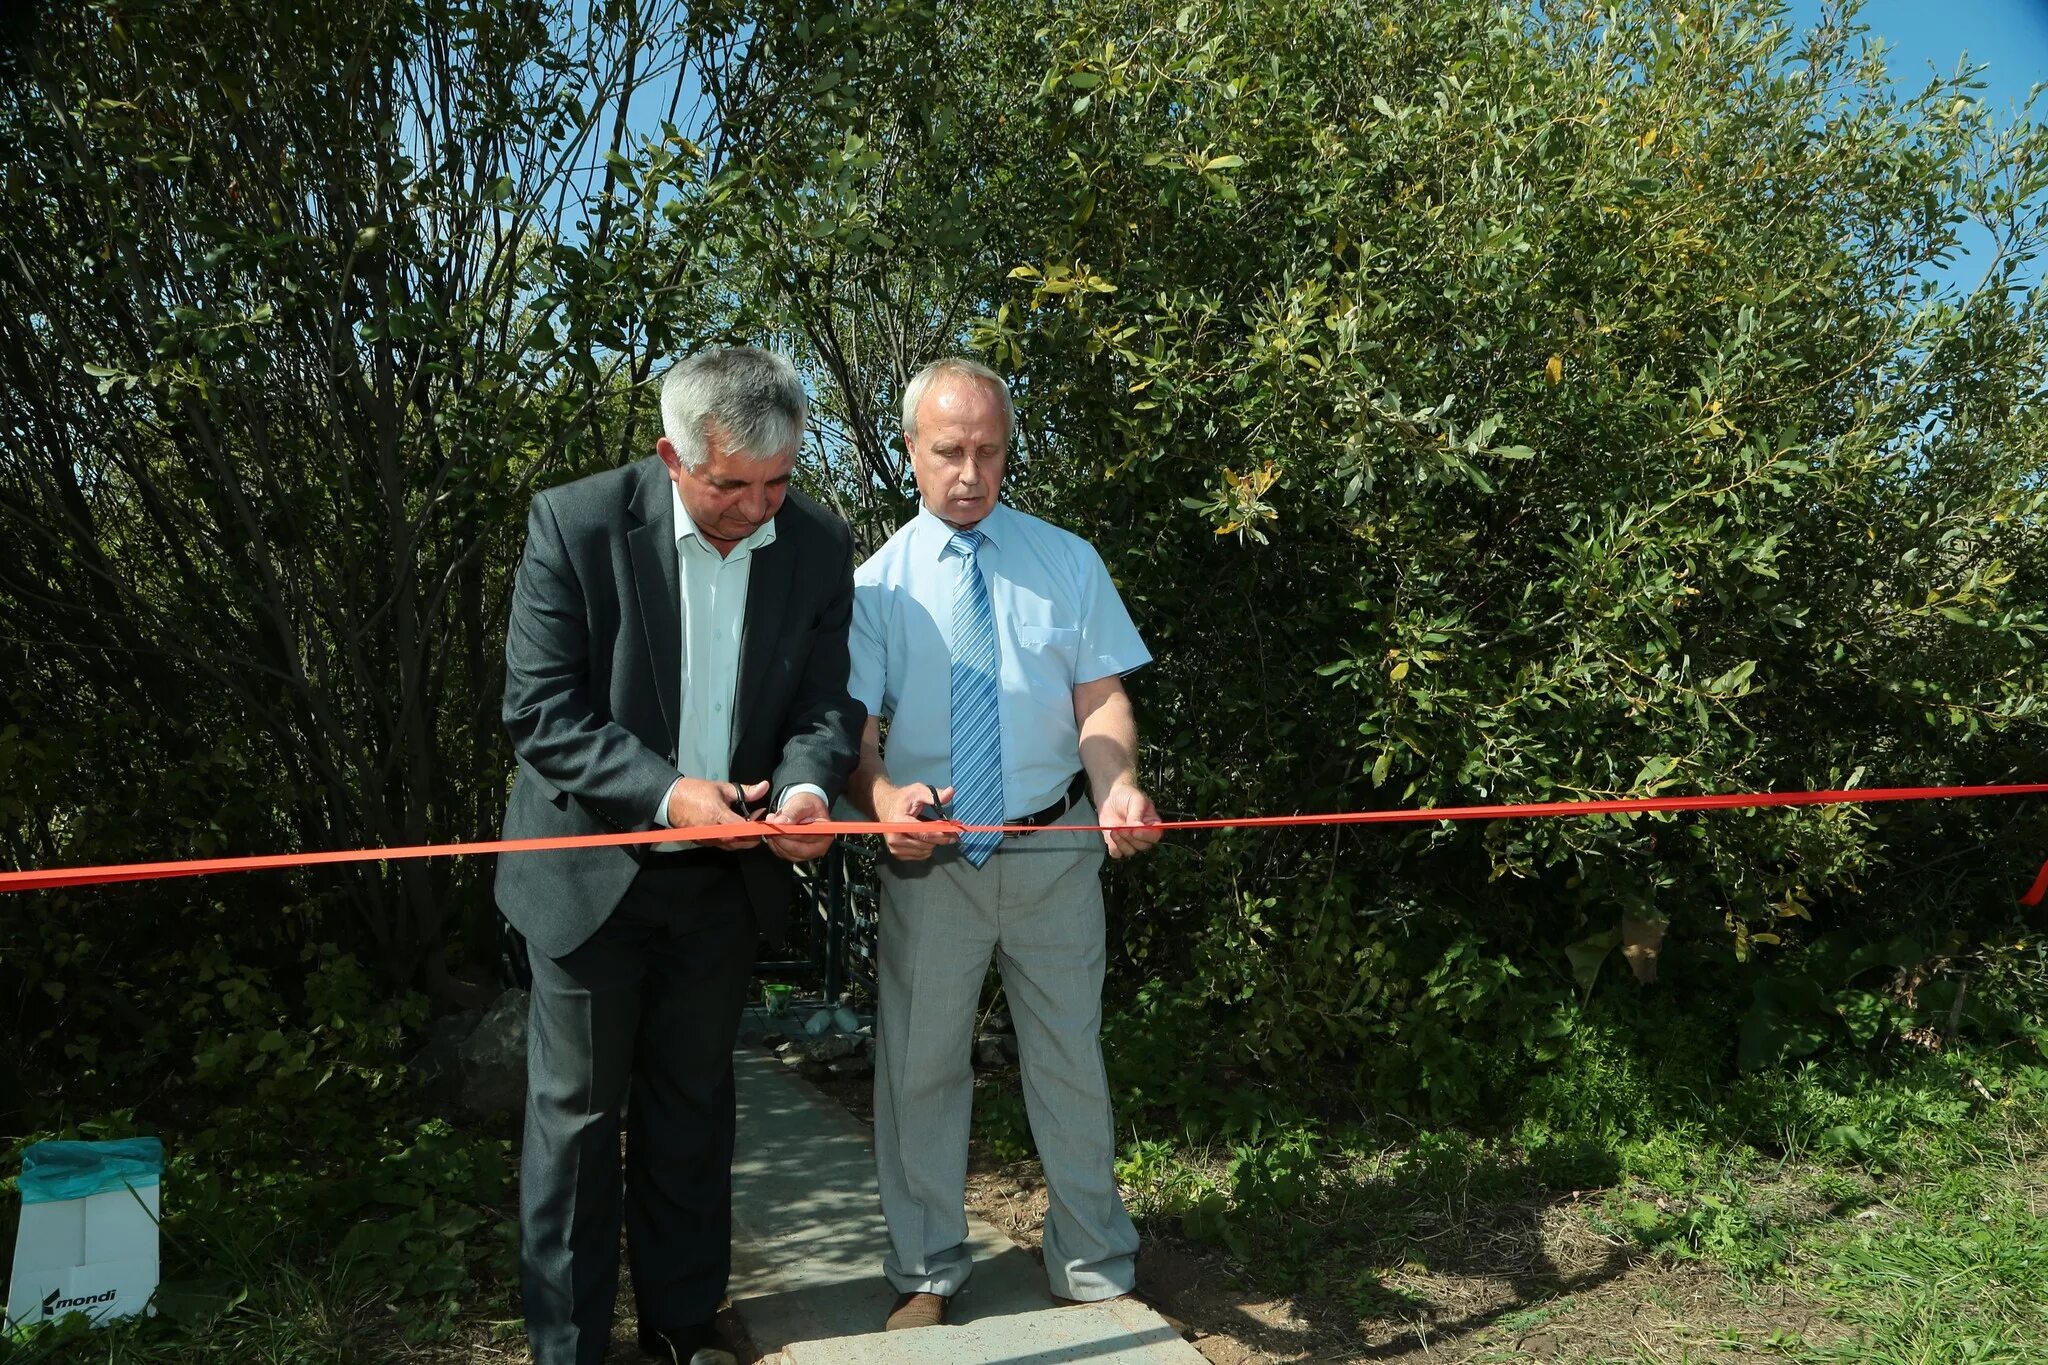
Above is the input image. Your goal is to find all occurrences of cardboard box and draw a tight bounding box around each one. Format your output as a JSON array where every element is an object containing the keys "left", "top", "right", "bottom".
[{"left": 6, "top": 1138, "right": 162, "bottom": 1331}]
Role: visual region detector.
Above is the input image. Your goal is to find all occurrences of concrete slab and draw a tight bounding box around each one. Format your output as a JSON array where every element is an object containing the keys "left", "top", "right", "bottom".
[
  {"left": 779, "top": 1300, "right": 1205, "bottom": 1365},
  {"left": 727, "top": 1046, "right": 1052, "bottom": 1357}
]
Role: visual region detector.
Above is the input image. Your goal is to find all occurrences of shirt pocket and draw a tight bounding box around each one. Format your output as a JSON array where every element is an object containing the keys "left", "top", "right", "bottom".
[
  {"left": 1013, "top": 625, "right": 1080, "bottom": 681},
  {"left": 1015, "top": 625, "right": 1079, "bottom": 650}
]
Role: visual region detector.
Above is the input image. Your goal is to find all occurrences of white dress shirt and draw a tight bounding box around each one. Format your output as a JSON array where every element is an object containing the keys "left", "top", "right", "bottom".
[{"left": 653, "top": 483, "right": 824, "bottom": 845}]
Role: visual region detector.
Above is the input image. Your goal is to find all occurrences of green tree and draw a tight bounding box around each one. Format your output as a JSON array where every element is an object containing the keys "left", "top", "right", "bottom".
[
  {"left": 0, "top": 0, "right": 735, "bottom": 995},
  {"left": 973, "top": 0, "right": 2048, "bottom": 1084},
  {"left": 3, "top": 0, "right": 2043, "bottom": 1124},
  {"left": 700, "top": 0, "right": 2048, "bottom": 1096}
]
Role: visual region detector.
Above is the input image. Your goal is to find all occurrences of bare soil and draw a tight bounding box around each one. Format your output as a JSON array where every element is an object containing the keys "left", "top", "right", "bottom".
[{"left": 796, "top": 1062, "right": 1854, "bottom": 1365}]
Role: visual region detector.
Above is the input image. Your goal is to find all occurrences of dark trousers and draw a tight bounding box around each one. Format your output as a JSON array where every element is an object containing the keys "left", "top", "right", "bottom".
[{"left": 519, "top": 857, "right": 758, "bottom": 1365}]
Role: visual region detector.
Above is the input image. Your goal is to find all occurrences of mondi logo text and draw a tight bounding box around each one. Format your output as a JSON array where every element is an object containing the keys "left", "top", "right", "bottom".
[{"left": 41, "top": 1287, "right": 118, "bottom": 1316}]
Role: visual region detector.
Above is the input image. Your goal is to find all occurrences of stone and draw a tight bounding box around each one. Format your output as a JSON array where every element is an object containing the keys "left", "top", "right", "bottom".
[
  {"left": 827, "top": 1055, "right": 872, "bottom": 1079},
  {"left": 778, "top": 1299, "right": 1204, "bottom": 1363},
  {"left": 428, "top": 1008, "right": 483, "bottom": 1051},
  {"left": 407, "top": 1008, "right": 481, "bottom": 1096},
  {"left": 974, "top": 1033, "right": 1016, "bottom": 1068},
  {"left": 457, "top": 988, "right": 529, "bottom": 1117},
  {"left": 800, "top": 1035, "right": 861, "bottom": 1063}
]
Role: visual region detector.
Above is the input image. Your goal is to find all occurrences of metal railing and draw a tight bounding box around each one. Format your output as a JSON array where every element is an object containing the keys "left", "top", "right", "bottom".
[{"left": 752, "top": 842, "right": 878, "bottom": 1004}]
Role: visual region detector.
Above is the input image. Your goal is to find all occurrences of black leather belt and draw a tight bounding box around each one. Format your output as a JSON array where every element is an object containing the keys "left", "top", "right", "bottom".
[
  {"left": 643, "top": 844, "right": 731, "bottom": 867},
  {"left": 1009, "top": 773, "right": 1088, "bottom": 833}
]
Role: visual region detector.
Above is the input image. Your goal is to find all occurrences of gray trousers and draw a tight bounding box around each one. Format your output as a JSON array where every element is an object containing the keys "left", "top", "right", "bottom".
[
  {"left": 873, "top": 795, "right": 1139, "bottom": 1301},
  {"left": 520, "top": 857, "right": 757, "bottom": 1365}
]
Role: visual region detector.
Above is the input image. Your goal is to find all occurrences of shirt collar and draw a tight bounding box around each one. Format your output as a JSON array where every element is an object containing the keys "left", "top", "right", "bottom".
[
  {"left": 672, "top": 481, "right": 778, "bottom": 555},
  {"left": 915, "top": 499, "right": 1008, "bottom": 558}
]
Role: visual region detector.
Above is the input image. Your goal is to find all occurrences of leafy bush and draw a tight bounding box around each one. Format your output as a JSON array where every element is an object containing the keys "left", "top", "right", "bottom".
[
  {"left": 1, "top": 946, "right": 513, "bottom": 1356},
  {"left": 947, "top": 0, "right": 2048, "bottom": 1109},
  {"left": 3, "top": 0, "right": 2044, "bottom": 1187}
]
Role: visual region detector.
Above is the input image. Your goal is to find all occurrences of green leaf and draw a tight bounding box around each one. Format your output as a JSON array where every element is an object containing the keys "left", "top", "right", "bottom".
[
  {"left": 1631, "top": 755, "right": 1677, "bottom": 790},
  {"left": 1703, "top": 660, "right": 1757, "bottom": 696}
]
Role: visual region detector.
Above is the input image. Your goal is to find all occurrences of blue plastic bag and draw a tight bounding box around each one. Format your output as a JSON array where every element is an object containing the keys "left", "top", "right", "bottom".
[{"left": 18, "top": 1139, "right": 163, "bottom": 1206}]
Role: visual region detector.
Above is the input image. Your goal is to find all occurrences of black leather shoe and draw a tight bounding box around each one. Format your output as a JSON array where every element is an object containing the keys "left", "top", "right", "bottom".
[{"left": 636, "top": 1321, "right": 724, "bottom": 1362}]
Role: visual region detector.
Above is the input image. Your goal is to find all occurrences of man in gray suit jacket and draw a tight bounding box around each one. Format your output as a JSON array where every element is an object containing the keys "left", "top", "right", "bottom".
[{"left": 496, "top": 348, "right": 863, "bottom": 1365}]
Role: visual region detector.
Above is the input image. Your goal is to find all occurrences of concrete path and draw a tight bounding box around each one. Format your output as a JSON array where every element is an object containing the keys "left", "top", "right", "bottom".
[
  {"left": 726, "top": 1042, "right": 1202, "bottom": 1364},
  {"left": 780, "top": 1298, "right": 1201, "bottom": 1364}
]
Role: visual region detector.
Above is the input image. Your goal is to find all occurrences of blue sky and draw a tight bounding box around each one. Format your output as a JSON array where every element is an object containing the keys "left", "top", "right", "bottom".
[
  {"left": 1785, "top": 1, "right": 2048, "bottom": 289},
  {"left": 594, "top": 3, "right": 2048, "bottom": 292},
  {"left": 1785, "top": 0, "right": 2048, "bottom": 111}
]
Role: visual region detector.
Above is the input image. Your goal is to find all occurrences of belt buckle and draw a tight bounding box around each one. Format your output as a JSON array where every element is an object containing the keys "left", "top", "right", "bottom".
[{"left": 1021, "top": 783, "right": 1078, "bottom": 833}]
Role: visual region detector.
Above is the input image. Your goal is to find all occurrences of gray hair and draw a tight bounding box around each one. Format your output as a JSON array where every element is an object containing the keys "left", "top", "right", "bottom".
[
  {"left": 660, "top": 347, "right": 808, "bottom": 469},
  {"left": 901, "top": 356, "right": 1014, "bottom": 443}
]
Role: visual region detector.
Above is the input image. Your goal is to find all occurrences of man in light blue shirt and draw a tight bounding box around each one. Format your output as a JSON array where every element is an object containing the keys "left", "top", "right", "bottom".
[{"left": 847, "top": 357, "right": 1163, "bottom": 1331}]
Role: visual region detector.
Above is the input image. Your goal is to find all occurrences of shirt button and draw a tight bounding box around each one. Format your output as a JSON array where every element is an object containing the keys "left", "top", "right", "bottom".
[{"left": 714, "top": 702, "right": 724, "bottom": 713}]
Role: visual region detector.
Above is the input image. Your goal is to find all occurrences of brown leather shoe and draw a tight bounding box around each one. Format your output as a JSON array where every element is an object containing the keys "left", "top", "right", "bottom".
[{"left": 884, "top": 1290, "right": 949, "bottom": 1331}]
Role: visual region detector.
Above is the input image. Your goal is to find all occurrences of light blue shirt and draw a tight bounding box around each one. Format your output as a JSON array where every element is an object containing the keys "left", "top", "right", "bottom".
[
  {"left": 653, "top": 484, "right": 823, "bottom": 843},
  {"left": 850, "top": 501, "right": 1151, "bottom": 818}
]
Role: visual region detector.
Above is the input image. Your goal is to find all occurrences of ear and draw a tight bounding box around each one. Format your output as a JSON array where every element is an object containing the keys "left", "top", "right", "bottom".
[{"left": 656, "top": 436, "right": 683, "bottom": 477}]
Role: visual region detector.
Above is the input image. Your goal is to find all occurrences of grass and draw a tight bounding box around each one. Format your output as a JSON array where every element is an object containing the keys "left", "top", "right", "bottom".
[
  {"left": 7, "top": 952, "right": 2047, "bottom": 1363},
  {"left": 1, "top": 1137, "right": 526, "bottom": 1364},
  {"left": 1074, "top": 995, "right": 2048, "bottom": 1363},
  {"left": 1102, "top": 1123, "right": 2048, "bottom": 1361},
  {"left": 1785, "top": 1160, "right": 2048, "bottom": 1365},
  {"left": 6, "top": 1088, "right": 2042, "bottom": 1364}
]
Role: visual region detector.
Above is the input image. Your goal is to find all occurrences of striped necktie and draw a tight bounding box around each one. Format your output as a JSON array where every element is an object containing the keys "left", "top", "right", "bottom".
[{"left": 948, "top": 529, "right": 1004, "bottom": 866}]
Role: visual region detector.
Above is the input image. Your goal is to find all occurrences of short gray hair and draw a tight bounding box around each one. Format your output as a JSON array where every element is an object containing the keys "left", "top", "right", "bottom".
[
  {"left": 660, "top": 348, "right": 808, "bottom": 469},
  {"left": 901, "top": 356, "right": 1014, "bottom": 443}
]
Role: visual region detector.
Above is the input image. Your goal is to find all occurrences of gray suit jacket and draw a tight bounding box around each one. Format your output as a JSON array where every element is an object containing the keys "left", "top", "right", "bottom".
[{"left": 494, "top": 456, "right": 863, "bottom": 960}]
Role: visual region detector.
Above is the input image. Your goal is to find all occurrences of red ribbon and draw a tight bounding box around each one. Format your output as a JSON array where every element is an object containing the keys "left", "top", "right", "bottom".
[
  {"left": 2025, "top": 855, "right": 2048, "bottom": 909},
  {"left": 2, "top": 782, "right": 2044, "bottom": 901}
]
